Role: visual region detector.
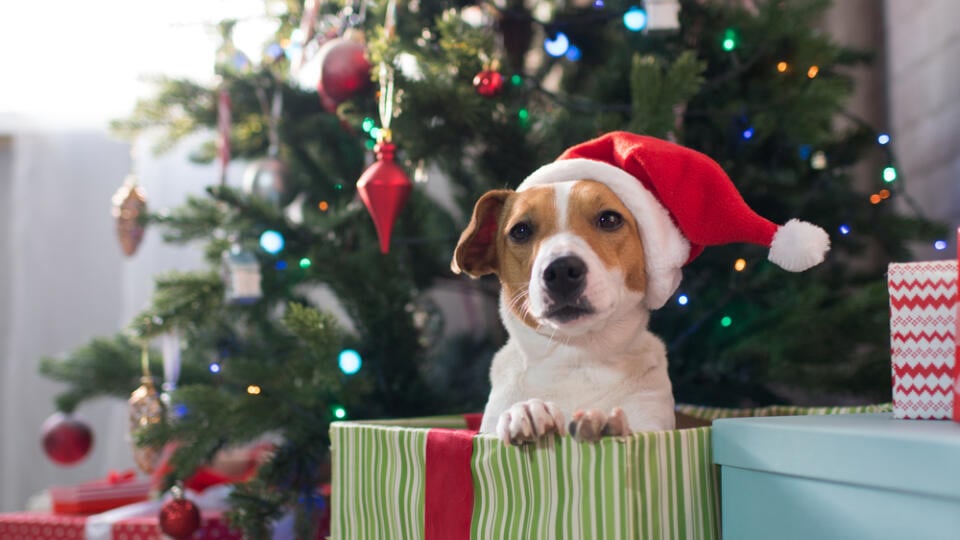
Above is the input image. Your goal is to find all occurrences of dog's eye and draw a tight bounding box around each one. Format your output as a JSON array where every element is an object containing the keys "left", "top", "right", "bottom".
[
  {"left": 597, "top": 211, "right": 624, "bottom": 231},
  {"left": 508, "top": 222, "right": 533, "bottom": 243}
]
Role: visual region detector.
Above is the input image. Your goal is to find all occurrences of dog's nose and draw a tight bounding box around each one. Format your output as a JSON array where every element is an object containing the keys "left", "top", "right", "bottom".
[{"left": 543, "top": 256, "right": 587, "bottom": 300}]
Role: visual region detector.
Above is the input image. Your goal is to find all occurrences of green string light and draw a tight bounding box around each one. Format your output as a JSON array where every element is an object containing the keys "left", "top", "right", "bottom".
[
  {"left": 299, "top": 258, "right": 311, "bottom": 269},
  {"left": 332, "top": 405, "right": 347, "bottom": 419},
  {"left": 361, "top": 117, "right": 376, "bottom": 133},
  {"left": 882, "top": 166, "right": 897, "bottom": 183},
  {"left": 722, "top": 28, "right": 738, "bottom": 52},
  {"left": 720, "top": 316, "right": 733, "bottom": 327},
  {"left": 518, "top": 108, "right": 530, "bottom": 128},
  {"left": 510, "top": 74, "right": 522, "bottom": 86}
]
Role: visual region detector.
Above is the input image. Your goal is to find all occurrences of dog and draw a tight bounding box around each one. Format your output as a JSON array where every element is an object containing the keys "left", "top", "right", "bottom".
[
  {"left": 451, "top": 132, "right": 830, "bottom": 445},
  {"left": 451, "top": 179, "right": 675, "bottom": 445}
]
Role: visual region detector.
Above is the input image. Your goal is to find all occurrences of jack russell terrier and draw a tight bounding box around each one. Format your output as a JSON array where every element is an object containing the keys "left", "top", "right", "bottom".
[{"left": 452, "top": 132, "right": 830, "bottom": 445}]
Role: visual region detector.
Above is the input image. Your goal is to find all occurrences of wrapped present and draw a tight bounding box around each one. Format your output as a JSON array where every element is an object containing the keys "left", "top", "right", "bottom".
[
  {"left": 0, "top": 510, "right": 239, "bottom": 539},
  {"left": 49, "top": 471, "right": 151, "bottom": 515},
  {"left": 330, "top": 404, "right": 889, "bottom": 540},
  {"left": 888, "top": 234, "right": 959, "bottom": 420}
]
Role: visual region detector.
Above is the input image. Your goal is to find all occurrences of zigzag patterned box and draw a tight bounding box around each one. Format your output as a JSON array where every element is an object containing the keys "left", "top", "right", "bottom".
[{"left": 888, "top": 260, "right": 958, "bottom": 419}]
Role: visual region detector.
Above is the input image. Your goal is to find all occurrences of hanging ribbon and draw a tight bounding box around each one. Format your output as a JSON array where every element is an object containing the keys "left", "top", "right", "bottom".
[{"left": 216, "top": 87, "right": 232, "bottom": 186}]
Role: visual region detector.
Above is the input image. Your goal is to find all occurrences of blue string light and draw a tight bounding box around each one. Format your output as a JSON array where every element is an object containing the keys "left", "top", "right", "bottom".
[
  {"left": 934, "top": 240, "right": 948, "bottom": 251},
  {"left": 209, "top": 362, "right": 221, "bottom": 374},
  {"left": 565, "top": 45, "right": 582, "bottom": 61},
  {"left": 877, "top": 133, "right": 890, "bottom": 145},
  {"left": 742, "top": 127, "right": 754, "bottom": 140},
  {"left": 839, "top": 224, "right": 851, "bottom": 235},
  {"left": 338, "top": 349, "right": 362, "bottom": 375},
  {"left": 259, "top": 230, "right": 285, "bottom": 254},
  {"left": 677, "top": 294, "right": 689, "bottom": 306},
  {"left": 544, "top": 32, "right": 570, "bottom": 57},
  {"left": 275, "top": 260, "right": 288, "bottom": 270},
  {"left": 593, "top": 0, "right": 604, "bottom": 7},
  {"left": 623, "top": 7, "right": 648, "bottom": 32}
]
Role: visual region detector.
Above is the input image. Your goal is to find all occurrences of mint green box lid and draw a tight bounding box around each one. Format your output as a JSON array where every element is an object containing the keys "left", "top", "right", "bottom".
[{"left": 713, "top": 413, "right": 960, "bottom": 500}]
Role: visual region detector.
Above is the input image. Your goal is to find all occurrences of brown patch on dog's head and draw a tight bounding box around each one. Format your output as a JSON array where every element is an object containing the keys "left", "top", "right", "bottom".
[
  {"left": 566, "top": 180, "right": 646, "bottom": 294},
  {"left": 452, "top": 186, "right": 560, "bottom": 327}
]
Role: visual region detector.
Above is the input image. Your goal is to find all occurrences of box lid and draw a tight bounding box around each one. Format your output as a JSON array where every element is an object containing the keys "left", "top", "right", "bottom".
[{"left": 713, "top": 413, "right": 960, "bottom": 500}]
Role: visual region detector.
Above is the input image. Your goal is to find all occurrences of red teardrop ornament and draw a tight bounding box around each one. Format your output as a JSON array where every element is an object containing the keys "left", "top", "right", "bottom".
[{"left": 356, "top": 143, "right": 412, "bottom": 254}]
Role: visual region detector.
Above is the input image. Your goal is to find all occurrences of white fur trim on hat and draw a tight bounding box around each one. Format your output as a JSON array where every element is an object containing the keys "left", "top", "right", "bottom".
[
  {"left": 768, "top": 219, "right": 830, "bottom": 272},
  {"left": 518, "top": 158, "right": 690, "bottom": 309}
]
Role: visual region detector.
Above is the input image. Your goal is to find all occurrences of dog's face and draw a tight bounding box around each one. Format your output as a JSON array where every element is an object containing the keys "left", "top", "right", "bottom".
[{"left": 452, "top": 180, "right": 647, "bottom": 337}]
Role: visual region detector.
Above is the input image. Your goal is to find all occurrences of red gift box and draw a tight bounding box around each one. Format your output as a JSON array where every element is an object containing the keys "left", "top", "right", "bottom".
[
  {"left": 49, "top": 471, "right": 151, "bottom": 515},
  {"left": 0, "top": 510, "right": 240, "bottom": 539},
  {"left": 888, "top": 229, "right": 960, "bottom": 420}
]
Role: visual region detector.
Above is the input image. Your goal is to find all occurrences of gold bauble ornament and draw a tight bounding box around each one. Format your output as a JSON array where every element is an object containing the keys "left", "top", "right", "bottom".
[{"left": 128, "top": 376, "right": 165, "bottom": 474}]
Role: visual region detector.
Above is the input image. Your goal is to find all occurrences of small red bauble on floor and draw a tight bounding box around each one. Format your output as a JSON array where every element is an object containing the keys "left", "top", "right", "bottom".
[
  {"left": 473, "top": 69, "right": 505, "bottom": 97},
  {"left": 159, "top": 490, "right": 201, "bottom": 539},
  {"left": 41, "top": 412, "right": 93, "bottom": 466}
]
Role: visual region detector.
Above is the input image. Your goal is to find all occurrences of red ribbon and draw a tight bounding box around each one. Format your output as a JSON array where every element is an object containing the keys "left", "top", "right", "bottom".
[
  {"left": 424, "top": 422, "right": 477, "bottom": 540},
  {"left": 105, "top": 470, "right": 136, "bottom": 484}
]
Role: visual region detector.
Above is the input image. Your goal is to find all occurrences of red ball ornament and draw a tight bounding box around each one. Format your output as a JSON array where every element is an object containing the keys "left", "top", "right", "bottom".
[
  {"left": 473, "top": 69, "right": 505, "bottom": 97},
  {"left": 159, "top": 496, "right": 201, "bottom": 539},
  {"left": 356, "top": 142, "right": 412, "bottom": 254},
  {"left": 41, "top": 412, "right": 93, "bottom": 466},
  {"left": 316, "top": 34, "right": 372, "bottom": 104}
]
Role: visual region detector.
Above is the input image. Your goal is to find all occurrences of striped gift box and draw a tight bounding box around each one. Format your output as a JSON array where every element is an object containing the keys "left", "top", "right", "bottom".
[
  {"left": 330, "top": 404, "right": 890, "bottom": 539},
  {"left": 888, "top": 255, "right": 959, "bottom": 420}
]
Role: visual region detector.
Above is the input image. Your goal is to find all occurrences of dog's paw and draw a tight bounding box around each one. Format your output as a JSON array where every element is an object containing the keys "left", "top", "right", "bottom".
[
  {"left": 569, "top": 407, "right": 630, "bottom": 442},
  {"left": 496, "top": 399, "right": 566, "bottom": 446}
]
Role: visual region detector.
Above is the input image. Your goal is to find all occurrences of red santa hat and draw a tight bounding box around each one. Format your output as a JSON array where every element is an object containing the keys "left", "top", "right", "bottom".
[{"left": 516, "top": 131, "right": 830, "bottom": 309}]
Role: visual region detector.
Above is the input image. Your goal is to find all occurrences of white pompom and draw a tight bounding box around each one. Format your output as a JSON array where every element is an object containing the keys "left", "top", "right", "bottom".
[{"left": 768, "top": 219, "right": 830, "bottom": 272}]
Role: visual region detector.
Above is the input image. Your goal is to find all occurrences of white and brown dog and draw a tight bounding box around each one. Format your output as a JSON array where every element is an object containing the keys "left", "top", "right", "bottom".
[{"left": 451, "top": 132, "right": 830, "bottom": 445}]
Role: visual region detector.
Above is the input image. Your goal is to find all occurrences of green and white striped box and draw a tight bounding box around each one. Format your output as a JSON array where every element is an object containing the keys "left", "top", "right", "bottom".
[{"left": 330, "top": 404, "right": 889, "bottom": 540}]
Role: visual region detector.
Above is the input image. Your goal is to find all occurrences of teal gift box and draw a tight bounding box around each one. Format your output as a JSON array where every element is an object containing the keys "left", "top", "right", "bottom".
[{"left": 713, "top": 413, "right": 960, "bottom": 540}]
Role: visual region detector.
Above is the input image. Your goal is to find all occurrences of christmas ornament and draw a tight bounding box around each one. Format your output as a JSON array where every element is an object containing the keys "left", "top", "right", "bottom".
[
  {"left": 111, "top": 175, "right": 147, "bottom": 257},
  {"left": 159, "top": 487, "right": 201, "bottom": 539},
  {"left": 242, "top": 156, "right": 290, "bottom": 206},
  {"left": 357, "top": 141, "right": 411, "bottom": 254},
  {"left": 473, "top": 68, "right": 505, "bottom": 97},
  {"left": 221, "top": 245, "right": 262, "bottom": 304},
  {"left": 129, "top": 345, "right": 165, "bottom": 473},
  {"left": 316, "top": 30, "right": 371, "bottom": 104},
  {"left": 41, "top": 412, "right": 93, "bottom": 466},
  {"left": 357, "top": 9, "right": 411, "bottom": 255}
]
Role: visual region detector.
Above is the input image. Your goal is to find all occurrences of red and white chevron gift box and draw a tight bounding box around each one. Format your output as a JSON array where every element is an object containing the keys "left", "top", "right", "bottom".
[{"left": 888, "top": 239, "right": 960, "bottom": 420}]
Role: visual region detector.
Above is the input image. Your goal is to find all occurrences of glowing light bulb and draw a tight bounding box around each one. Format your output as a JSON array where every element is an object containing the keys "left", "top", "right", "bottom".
[
  {"left": 677, "top": 294, "right": 689, "bottom": 306},
  {"left": 878, "top": 189, "right": 891, "bottom": 200},
  {"left": 247, "top": 385, "right": 262, "bottom": 395},
  {"left": 318, "top": 200, "right": 329, "bottom": 212},
  {"left": 623, "top": 7, "right": 648, "bottom": 31},
  {"left": 807, "top": 65, "right": 819, "bottom": 78},
  {"left": 510, "top": 74, "right": 522, "bottom": 86},
  {"left": 333, "top": 406, "right": 347, "bottom": 419},
  {"left": 869, "top": 194, "right": 881, "bottom": 205},
  {"left": 776, "top": 61, "right": 788, "bottom": 73},
  {"left": 259, "top": 230, "right": 285, "bottom": 254},
  {"left": 934, "top": 240, "right": 948, "bottom": 251},
  {"left": 544, "top": 32, "right": 570, "bottom": 57},
  {"left": 565, "top": 45, "right": 582, "bottom": 61},
  {"left": 299, "top": 257, "right": 312, "bottom": 269},
  {"left": 882, "top": 166, "right": 897, "bottom": 182},
  {"left": 720, "top": 316, "right": 732, "bottom": 327},
  {"left": 839, "top": 224, "right": 851, "bottom": 235},
  {"left": 742, "top": 127, "right": 754, "bottom": 140},
  {"left": 722, "top": 28, "right": 738, "bottom": 52},
  {"left": 734, "top": 258, "right": 747, "bottom": 272},
  {"left": 275, "top": 260, "right": 288, "bottom": 270},
  {"left": 877, "top": 133, "right": 890, "bottom": 145},
  {"left": 209, "top": 362, "right": 221, "bottom": 374},
  {"left": 361, "top": 118, "right": 375, "bottom": 133},
  {"left": 338, "top": 349, "right": 362, "bottom": 375}
]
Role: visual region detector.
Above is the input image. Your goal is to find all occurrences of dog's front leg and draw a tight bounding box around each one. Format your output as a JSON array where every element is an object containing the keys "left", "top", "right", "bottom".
[
  {"left": 496, "top": 398, "right": 566, "bottom": 446},
  {"left": 569, "top": 407, "right": 630, "bottom": 442}
]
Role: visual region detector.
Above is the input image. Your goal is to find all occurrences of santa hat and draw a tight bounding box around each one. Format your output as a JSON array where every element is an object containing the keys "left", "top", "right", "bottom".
[{"left": 517, "top": 131, "right": 830, "bottom": 309}]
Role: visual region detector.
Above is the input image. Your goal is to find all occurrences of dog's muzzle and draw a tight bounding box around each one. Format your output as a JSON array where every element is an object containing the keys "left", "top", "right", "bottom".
[{"left": 542, "top": 255, "right": 594, "bottom": 322}]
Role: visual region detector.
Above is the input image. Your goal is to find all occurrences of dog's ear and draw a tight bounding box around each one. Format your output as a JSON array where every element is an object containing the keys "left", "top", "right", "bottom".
[{"left": 451, "top": 189, "right": 512, "bottom": 277}]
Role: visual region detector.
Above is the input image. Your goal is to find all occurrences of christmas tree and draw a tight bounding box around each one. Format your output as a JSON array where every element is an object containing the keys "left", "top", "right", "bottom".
[{"left": 39, "top": 0, "right": 943, "bottom": 536}]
